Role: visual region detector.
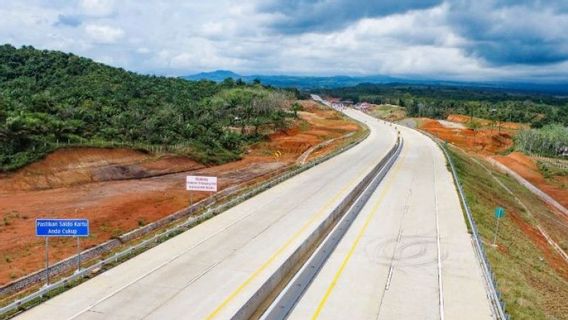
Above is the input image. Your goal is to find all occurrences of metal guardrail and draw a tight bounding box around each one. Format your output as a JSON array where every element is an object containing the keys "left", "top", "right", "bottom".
[
  {"left": 0, "top": 106, "right": 371, "bottom": 319},
  {"left": 431, "top": 138, "right": 509, "bottom": 320}
]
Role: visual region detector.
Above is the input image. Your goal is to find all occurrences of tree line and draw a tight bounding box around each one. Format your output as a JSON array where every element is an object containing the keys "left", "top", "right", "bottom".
[
  {"left": 317, "top": 83, "right": 568, "bottom": 158},
  {"left": 0, "top": 45, "right": 296, "bottom": 171},
  {"left": 318, "top": 83, "right": 568, "bottom": 127}
]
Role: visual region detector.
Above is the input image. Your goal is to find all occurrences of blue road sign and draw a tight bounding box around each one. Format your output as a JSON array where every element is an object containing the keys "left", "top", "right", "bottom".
[
  {"left": 36, "top": 219, "right": 89, "bottom": 237},
  {"left": 495, "top": 207, "right": 505, "bottom": 219}
]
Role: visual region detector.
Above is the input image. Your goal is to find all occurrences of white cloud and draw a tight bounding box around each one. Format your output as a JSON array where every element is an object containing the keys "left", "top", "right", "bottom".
[
  {"left": 0, "top": 0, "right": 566, "bottom": 82},
  {"left": 85, "top": 24, "right": 124, "bottom": 44},
  {"left": 136, "top": 47, "right": 151, "bottom": 54},
  {"left": 80, "top": 0, "right": 115, "bottom": 17}
]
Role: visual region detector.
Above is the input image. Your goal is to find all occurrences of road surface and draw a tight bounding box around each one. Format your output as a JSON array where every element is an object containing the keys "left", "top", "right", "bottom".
[
  {"left": 15, "top": 108, "right": 398, "bottom": 320},
  {"left": 283, "top": 125, "right": 493, "bottom": 320}
]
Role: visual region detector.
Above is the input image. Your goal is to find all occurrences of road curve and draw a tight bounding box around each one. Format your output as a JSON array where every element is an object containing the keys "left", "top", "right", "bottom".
[
  {"left": 281, "top": 123, "right": 493, "bottom": 320},
  {"left": 15, "top": 107, "right": 398, "bottom": 319}
]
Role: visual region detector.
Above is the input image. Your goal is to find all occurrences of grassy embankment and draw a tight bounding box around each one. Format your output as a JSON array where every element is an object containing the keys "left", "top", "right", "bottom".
[
  {"left": 448, "top": 146, "right": 568, "bottom": 320},
  {"left": 367, "top": 104, "right": 406, "bottom": 122}
]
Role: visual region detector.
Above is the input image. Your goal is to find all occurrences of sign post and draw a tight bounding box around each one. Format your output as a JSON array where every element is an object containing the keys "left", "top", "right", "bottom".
[
  {"left": 186, "top": 176, "right": 218, "bottom": 211},
  {"left": 493, "top": 207, "right": 505, "bottom": 246},
  {"left": 76, "top": 237, "right": 81, "bottom": 273},
  {"left": 44, "top": 237, "right": 49, "bottom": 286},
  {"left": 36, "top": 219, "right": 90, "bottom": 285}
]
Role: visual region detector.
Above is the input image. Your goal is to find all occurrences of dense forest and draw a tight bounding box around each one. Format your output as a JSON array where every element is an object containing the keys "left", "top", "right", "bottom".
[
  {"left": 318, "top": 83, "right": 568, "bottom": 127},
  {"left": 0, "top": 45, "right": 295, "bottom": 171}
]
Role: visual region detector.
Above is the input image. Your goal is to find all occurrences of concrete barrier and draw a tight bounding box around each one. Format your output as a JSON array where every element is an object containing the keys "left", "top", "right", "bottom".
[{"left": 231, "top": 136, "right": 402, "bottom": 320}]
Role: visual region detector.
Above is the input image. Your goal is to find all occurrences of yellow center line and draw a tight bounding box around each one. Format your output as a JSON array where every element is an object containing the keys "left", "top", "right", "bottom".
[
  {"left": 310, "top": 146, "right": 408, "bottom": 320},
  {"left": 204, "top": 160, "right": 373, "bottom": 320}
]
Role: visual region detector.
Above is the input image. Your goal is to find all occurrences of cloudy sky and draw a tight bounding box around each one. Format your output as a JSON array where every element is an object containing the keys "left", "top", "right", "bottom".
[{"left": 1, "top": 0, "right": 567, "bottom": 82}]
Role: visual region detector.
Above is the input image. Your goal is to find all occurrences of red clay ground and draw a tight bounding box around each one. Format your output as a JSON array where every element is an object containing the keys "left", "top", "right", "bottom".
[
  {"left": 492, "top": 152, "right": 568, "bottom": 209},
  {"left": 419, "top": 117, "right": 515, "bottom": 154},
  {"left": 0, "top": 100, "right": 360, "bottom": 285},
  {"left": 419, "top": 114, "right": 567, "bottom": 212},
  {"left": 447, "top": 114, "right": 528, "bottom": 130}
]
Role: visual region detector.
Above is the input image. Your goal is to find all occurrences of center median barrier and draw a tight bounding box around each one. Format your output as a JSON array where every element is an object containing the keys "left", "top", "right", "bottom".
[{"left": 230, "top": 134, "right": 403, "bottom": 320}]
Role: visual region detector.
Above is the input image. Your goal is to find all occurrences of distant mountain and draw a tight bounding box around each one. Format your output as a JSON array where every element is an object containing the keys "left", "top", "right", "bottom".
[
  {"left": 184, "top": 70, "right": 242, "bottom": 82},
  {"left": 183, "top": 70, "right": 568, "bottom": 95},
  {"left": 183, "top": 70, "right": 399, "bottom": 89}
]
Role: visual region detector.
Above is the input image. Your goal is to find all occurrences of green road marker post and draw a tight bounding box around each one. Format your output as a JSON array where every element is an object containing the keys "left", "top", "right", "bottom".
[{"left": 493, "top": 207, "right": 506, "bottom": 246}]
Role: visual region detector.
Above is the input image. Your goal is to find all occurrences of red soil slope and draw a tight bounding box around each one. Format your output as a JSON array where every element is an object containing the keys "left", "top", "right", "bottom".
[
  {"left": 493, "top": 152, "right": 568, "bottom": 208},
  {"left": 420, "top": 118, "right": 514, "bottom": 154},
  {"left": 420, "top": 115, "right": 567, "bottom": 213},
  {"left": 0, "top": 100, "right": 360, "bottom": 285},
  {"left": 447, "top": 114, "right": 528, "bottom": 130}
]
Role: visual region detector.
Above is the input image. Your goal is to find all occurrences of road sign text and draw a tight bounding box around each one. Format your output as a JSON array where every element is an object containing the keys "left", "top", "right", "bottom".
[
  {"left": 36, "top": 219, "right": 90, "bottom": 237},
  {"left": 186, "top": 176, "right": 218, "bottom": 192}
]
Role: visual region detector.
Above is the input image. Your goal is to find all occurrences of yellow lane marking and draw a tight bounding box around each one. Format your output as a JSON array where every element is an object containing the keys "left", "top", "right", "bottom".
[
  {"left": 311, "top": 146, "right": 407, "bottom": 320},
  {"left": 205, "top": 159, "right": 374, "bottom": 319}
]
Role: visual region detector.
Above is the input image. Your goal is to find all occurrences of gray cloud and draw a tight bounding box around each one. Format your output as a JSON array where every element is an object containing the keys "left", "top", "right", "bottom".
[
  {"left": 447, "top": 0, "right": 568, "bottom": 65},
  {"left": 55, "top": 14, "right": 82, "bottom": 27},
  {"left": 0, "top": 0, "right": 567, "bottom": 82},
  {"left": 258, "top": 0, "right": 442, "bottom": 34}
]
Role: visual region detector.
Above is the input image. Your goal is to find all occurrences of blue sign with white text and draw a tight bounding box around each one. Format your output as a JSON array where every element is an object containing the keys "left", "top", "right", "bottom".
[{"left": 36, "top": 219, "right": 89, "bottom": 237}]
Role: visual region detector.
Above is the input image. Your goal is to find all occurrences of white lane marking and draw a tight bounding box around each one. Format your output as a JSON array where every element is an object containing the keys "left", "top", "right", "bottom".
[
  {"left": 66, "top": 212, "right": 260, "bottom": 320},
  {"left": 432, "top": 148, "right": 445, "bottom": 320},
  {"left": 65, "top": 127, "right": 386, "bottom": 320},
  {"left": 384, "top": 188, "right": 412, "bottom": 291},
  {"left": 375, "top": 140, "right": 415, "bottom": 320},
  {"left": 65, "top": 178, "right": 340, "bottom": 320}
]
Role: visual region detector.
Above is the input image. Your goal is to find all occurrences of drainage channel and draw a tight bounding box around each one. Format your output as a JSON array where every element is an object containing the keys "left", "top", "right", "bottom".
[{"left": 259, "top": 137, "right": 404, "bottom": 320}]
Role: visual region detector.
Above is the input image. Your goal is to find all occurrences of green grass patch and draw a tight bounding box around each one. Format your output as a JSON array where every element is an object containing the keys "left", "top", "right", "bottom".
[
  {"left": 537, "top": 160, "right": 568, "bottom": 179},
  {"left": 298, "top": 120, "right": 311, "bottom": 132},
  {"left": 448, "top": 146, "right": 568, "bottom": 319},
  {"left": 369, "top": 104, "right": 406, "bottom": 121}
]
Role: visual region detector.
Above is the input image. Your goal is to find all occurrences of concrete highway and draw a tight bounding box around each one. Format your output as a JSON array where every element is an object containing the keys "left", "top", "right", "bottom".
[
  {"left": 281, "top": 124, "right": 493, "bottom": 320},
  {"left": 15, "top": 107, "right": 399, "bottom": 320}
]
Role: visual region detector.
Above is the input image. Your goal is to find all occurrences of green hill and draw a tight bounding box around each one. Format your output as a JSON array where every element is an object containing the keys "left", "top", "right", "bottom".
[{"left": 0, "top": 45, "right": 293, "bottom": 171}]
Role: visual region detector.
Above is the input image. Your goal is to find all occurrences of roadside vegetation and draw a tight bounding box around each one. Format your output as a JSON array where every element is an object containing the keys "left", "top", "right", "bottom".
[
  {"left": 537, "top": 159, "right": 568, "bottom": 180},
  {"left": 449, "top": 146, "right": 568, "bottom": 320},
  {"left": 320, "top": 84, "right": 568, "bottom": 159},
  {"left": 0, "top": 45, "right": 296, "bottom": 171},
  {"left": 318, "top": 83, "right": 568, "bottom": 127},
  {"left": 515, "top": 125, "right": 568, "bottom": 157},
  {"left": 367, "top": 104, "right": 406, "bottom": 122}
]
